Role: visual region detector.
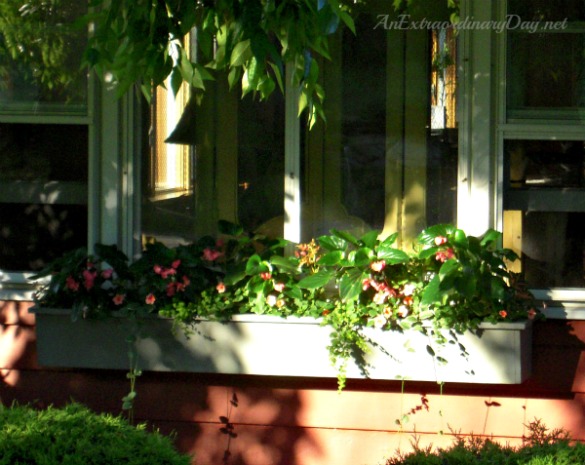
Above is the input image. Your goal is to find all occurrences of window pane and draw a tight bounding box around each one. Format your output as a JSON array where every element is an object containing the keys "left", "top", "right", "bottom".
[
  {"left": 508, "top": 0, "right": 585, "bottom": 22},
  {"left": 0, "top": 123, "right": 88, "bottom": 182},
  {"left": 315, "top": 14, "right": 457, "bottom": 240},
  {"left": 237, "top": 94, "right": 284, "bottom": 233},
  {"left": 507, "top": 32, "right": 585, "bottom": 114},
  {"left": 0, "top": 0, "right": 88, "bottom": 112},
  {"left": 503, "top": 139, "right": 585, "bottom": 288},
  {"left": 0, "top": 203, "right": 87, "bottom": 271},
  {"left": 0, "top": 123, "right": 88, "bottom": 271}
]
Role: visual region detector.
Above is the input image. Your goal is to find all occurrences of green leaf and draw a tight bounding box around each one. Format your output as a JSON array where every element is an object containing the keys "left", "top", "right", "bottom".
[
  {"left": 318, "top": 234, "right": 346, "bottom": 251},
  {"left": 377, "top": 246, "right": 410, "bottom": 264},
  {"left": 360, "top": 230, "right": 379, "bottom": 249},
  {"left": 318, "top": 250, "right": 344, "bottom": 266},
  {"left": 245, "top": 254, "right": 269, "bottom": 275},
  {"left": 298, "top": 270, "right": 335, "bottom": 289},
  {"left": 339, "top": 269, "right": 365, "bottom": 301},
  {"left": 354, "top": 247, "right": 373, "bottom": 267},
  {"left": 439, "top": 259, "right": 460, "bottom": 281},
  {"left": 330, "top": 229, "right": 360, "bottom": 246},
  {"left": 418, "top": 224, "right": 455, "bottom": 245},
  {"left": 480, "top": 229, "right": 502, "bottom": 247},
  {"left": 270, "top": 255, "right": 299, "bottom": 273},
  {"left": 421, "top": 275, "right": 441, "bottom": 305},
  {"left": 230, "top": 39, "right": 252, "bottom": 67}
]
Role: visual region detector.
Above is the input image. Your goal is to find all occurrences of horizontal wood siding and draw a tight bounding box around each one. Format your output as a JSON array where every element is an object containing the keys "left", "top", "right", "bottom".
[{"left": 2, "top": 302, "right": 585, "bottom": 465}]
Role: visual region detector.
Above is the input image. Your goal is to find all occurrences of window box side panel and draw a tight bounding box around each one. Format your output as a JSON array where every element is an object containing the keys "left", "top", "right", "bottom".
[{"left": 32, "top": 309, "right": 532, "bottom": 384}]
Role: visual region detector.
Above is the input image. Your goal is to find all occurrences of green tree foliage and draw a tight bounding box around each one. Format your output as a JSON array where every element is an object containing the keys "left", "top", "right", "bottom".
[
  {"left": 0, "top": 0, "right": 87, "bottom": 104},
  {"left": 84, "top": 0, "right": 359, "bottom": 127}
]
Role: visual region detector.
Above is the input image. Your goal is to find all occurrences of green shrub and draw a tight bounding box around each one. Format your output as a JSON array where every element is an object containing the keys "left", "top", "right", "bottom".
[
  {"left": 0, "top": 403, "right": 192, "bottom": 465},
  {"left": 386, "top": 421, "right": 585, "bottom": 465}
]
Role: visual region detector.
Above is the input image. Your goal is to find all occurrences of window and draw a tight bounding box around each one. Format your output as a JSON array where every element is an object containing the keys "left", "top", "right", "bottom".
[
  {"left": 0, "top": 0, "right": 89, "bottom": 274},
  {"left": 141, "top": 6, "right": 459, "bottom": 247},
  {"left": 500, "top": 0, "right": 585, "bottom": 298}
]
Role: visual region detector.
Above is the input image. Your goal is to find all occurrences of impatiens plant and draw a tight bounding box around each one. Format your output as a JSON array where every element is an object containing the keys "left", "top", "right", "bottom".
[{"left": 32, "top": 222, "right": 537, "bottom": 390}]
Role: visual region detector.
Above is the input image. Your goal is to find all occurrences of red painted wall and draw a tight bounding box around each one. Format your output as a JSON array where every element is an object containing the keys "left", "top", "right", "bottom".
[{"left": 2, "top": 301, "right": 585, "bottom": 465}]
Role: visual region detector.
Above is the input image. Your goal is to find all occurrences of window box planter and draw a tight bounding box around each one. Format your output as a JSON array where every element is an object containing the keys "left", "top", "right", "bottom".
[{"left": 31, "top": 308, "right": 532, "bottom": 384}]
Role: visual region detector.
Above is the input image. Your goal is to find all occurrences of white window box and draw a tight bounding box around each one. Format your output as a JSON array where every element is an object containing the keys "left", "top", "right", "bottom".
[{"left": 31, "top": 308, "right": 532, "bottom": 384}]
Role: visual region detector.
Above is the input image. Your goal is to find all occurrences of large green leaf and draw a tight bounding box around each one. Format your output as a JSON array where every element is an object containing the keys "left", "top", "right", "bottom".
[
  {"left": 360, "top": 230, "right": 379, "bottom": 249},
  {"left": 421, "top": 275, "right": 441, "bottom": 305},
  {"left": 230, "top": 39, "right": 252, "bottom": 67},
  {"left": 330, "top": 229, "right": 360, "bottom": 246},
  {"left": 317, "top": 234, "right": 346, "bottom": 251},
  {"left": 376, "top": 246, "right": 409, "bottom": 264},
  {"left": 269, "top": 255, "right": 299, "bottom": 273},
  {"left": 298, "top": 270, "right": 335, "bottom": 289},
  {"left": 339, "top": 269, "right": 365, "bottom": 301},
  {"left": 318, "top": 250, "right": 344, "bottom": 266}
]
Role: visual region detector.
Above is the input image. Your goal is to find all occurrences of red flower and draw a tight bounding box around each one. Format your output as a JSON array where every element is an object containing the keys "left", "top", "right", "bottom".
[
  {"left": 66, "top": 276, "right": 79, "bottom": 292},
  {"left": 82, "top": 269, "right": 97, "bottom": 290},
  {"left": 216, "top": 282, "right": 226, "bottom": 294},
  {"left": 101, "top": 268, "right": 113, "bottom": 279},
  {"left": 171, "top": 259, "right": 181, "bottom": 269},
  {"left": 499, "top": 310, "right": 508, "bottom": 318},
  {"left": 260, "top": 272, "right": 272, "bottom": 281},
  {"left": 202, "top": 248, "right": 223, "bottom": 262},
  {"left": 527, "top": 308, "right": 537, "bottom": 320},
  {"left": 145, "top": 293, "right": 156, "bottom": 305},
  {"left": 434, "top": 236, "right": 448, "bottom": 246},
  {"left": 112, "top": 294, "right": 125, "bottom": 305},
  {"left": 370, "top": 260, "right": 386, "bottom": 272},
  {"left": 435, "top": 248, "right": 455, "bottom": 263},
  {"left": 166, "top": 282, "right": 176, "bottom": 297}
]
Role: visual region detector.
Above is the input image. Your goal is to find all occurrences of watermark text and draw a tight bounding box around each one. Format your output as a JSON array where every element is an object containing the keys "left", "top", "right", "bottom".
[{"left": 374, "top": 14, "right": 568, "bottom": 33}]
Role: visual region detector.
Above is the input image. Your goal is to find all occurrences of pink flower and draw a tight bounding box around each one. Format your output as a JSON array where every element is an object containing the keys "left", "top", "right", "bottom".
[
  {"left": 153, "top": 264, "right": 162, "bottom": 275},
  {"left": 101, "top": 268, "right": 113, "bottom": 279},
  {"left": 370, "top": 260, "right": 386, "bottom": 272},
  {"left": 202, "top": 248, "right": 223, "bottom": 262},
  {"left": 160, "top": 268, "right": 177, "bottom": 279},
  {"left": 82, "top": 269, "right": 97, "bottom": 290},
  {"left": 274, "top": 282, "right": 285, "bottom": 293},
  {"left": 66, "top": 276, "right": 79, "bottom": 292},
  {"left": 112, "top": 294, "right": 125, "bottom": 305},
  {"left": 435, "top": 248, "right": 455, "bottom": 263},
  {"left": 260, "top": 272, "right": 272, "bottom": 281},
  {"left": 171, "top": 259, "right": 181, "bottom": 269},
  {"left": 216, "top": 282, "right": 226, "bottom": 294},
  {"left": 434, "top": 236, "right": 448, "bottom": 246},
  {"left": 362, "top": 278, "right": 371, "bottom": 291},
  {"left": 166, "top": 282, "right": 176, "bottom": 297},
  {"left": 145, "top": 293, "right": 156, "bottom": 305},
  {"left": 182, "top": 275, "right": 190, "bottom": 286}
]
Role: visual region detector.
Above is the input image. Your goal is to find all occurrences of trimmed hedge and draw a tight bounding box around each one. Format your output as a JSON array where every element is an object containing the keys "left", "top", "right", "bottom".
[
  {"left": 0, "top": 403, "right": 192, "bottom": 465},
  {"left": 386, "top": 424, "right": 585, "bottom": 465}
]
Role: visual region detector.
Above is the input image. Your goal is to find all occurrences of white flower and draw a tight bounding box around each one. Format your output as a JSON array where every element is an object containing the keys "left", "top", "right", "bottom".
[{"left": 402, "top": 283, "right": 416, "bottom": 296}]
